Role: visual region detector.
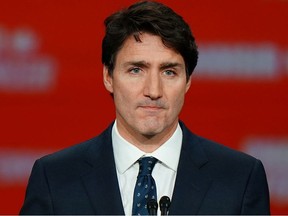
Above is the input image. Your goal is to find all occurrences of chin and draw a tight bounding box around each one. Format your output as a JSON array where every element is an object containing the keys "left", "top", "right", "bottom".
[
  {"left": 134, "top": 118, "right": 169, "bottom": 136},
  {"left": 139, "top": 125, "right": 163, "bottom": 136},
  {"left": 141, "top": 131, "right": 160, "bottom": 138}
]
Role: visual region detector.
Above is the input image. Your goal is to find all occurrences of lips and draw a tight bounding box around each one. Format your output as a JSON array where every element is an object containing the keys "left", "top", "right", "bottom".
[
  {"left": 138, "top": 105, "right": 164, "bottom": 113},
  {"left": 137, "top": 100, "right": 167, "bottom": 113},
  {"left": 140, "top": 105, "right": 162, "bottom": 109}
]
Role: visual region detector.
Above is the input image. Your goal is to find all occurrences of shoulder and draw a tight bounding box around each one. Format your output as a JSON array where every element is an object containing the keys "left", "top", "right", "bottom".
[
  {"left": 180, "top": 121, "right": 260, "bottom": 170},
  {"left": 198, "top": 135, "right": 255, "bottom": 163},
  {"left": 179, "top": 121, "right": 270, "bottom": 214},
  {"left": 180, "top": 121, "right": 268, "bottom": 189},
  {"left": 36, "top": 124, "right": 113, "bottom": 173}
]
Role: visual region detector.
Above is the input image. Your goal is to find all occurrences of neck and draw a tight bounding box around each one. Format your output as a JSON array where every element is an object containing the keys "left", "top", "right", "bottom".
[{"left": 116, "top": 120, "right": 178, "bottom": 153}]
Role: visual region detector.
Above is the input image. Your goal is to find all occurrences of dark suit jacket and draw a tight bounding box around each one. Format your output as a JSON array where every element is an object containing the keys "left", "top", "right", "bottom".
[{"left": 20, "top": 122, "right": 270, "bottom": 215}]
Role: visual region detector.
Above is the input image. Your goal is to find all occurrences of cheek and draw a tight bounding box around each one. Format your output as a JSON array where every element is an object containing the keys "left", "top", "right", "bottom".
[
  {"left": 175, "top": 94, "right": 185, "bottom": 109},
  {"left": 168, "top": 88, "right": 186, "bottom": 112},
  {"left": 114, "top": 77, "right": 143, "bottom": 101},
  {"left": 113, "top": 84, "right": 135, "bottom": 107}
]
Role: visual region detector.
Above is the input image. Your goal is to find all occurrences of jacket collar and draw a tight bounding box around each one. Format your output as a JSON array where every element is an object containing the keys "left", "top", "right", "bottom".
[
  {"left": 169, "top": 121, "right": 212, "bottom": 215},
  {"left": 81, "top": 123, "right": 125, "bottom": 215}
]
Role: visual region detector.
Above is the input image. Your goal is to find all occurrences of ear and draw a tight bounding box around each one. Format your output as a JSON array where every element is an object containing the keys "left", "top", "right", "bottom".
[
  {"left": 103, "top": 66, "right": 113, "bottom": 94},
  {"left": 185, "top": 76, "right": 192, "bottom": 93}
]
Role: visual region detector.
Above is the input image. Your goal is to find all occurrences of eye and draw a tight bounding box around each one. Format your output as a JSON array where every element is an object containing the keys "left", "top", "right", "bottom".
[
  {"left": 163, "top": 70, "right": 176, "bottom": 76},
  {"left": 129, "top": 67, "right": 142, "bottom": 74}
]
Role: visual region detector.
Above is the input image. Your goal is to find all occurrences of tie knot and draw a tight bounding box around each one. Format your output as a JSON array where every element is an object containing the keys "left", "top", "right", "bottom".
[{"left": 138, "top": 157, "right": 158, "bottom": 176}]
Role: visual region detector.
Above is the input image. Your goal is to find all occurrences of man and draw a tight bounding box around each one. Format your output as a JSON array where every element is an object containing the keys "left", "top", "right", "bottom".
[{"left": 20, "top": 1, "right": 270, "bottom": 215}]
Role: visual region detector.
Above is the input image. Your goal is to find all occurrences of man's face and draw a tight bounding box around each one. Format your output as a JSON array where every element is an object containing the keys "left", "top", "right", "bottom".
[{"left": 103, "top": 33, "right": 191, "bottom": 144}]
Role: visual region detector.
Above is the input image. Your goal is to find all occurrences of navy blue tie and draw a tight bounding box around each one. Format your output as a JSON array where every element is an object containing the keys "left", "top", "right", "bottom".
[{"left": 132, "top": 157, "right": 158, "bottom": 215}]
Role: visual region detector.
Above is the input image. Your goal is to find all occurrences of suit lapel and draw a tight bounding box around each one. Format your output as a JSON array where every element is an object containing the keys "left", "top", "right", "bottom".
[
  {"left": 81, "top": 125, "right": 125, "bottom": 215},
  {"left": 169, "top": 123, "right": 213, "bottom": 215}
]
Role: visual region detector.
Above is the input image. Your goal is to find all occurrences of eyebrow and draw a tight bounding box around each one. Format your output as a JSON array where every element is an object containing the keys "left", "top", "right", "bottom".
[
  {"left": 159, "top": 62, "right": 184, "bottom": 70},
  {"left": 123, "top": 61, "right": 150, "bottom": 68},
  {"left": 123, "top": 61, "right": 184, "bottom": 70}
]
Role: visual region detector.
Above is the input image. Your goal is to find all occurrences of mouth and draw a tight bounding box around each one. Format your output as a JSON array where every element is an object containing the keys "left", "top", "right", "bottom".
[
  {"left": 137, "top": 100, "right": 167, "bottom": 113},
  {"left": 138, "top": 105, "right": 164, "bottom": 112}
]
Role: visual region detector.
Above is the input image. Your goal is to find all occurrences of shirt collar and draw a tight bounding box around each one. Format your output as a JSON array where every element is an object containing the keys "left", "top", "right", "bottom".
[{"left": 112, "top": 121, "right": 183, "bottom": 174}]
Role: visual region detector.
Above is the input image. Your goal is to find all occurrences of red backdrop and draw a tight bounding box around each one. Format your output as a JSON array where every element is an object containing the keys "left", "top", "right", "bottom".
[{"left": 0, "top": 0, "right": 287, "bottom": 214}]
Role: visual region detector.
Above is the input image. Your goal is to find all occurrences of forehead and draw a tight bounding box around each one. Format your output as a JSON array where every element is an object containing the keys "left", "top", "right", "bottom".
[{"left": 115, "top": 33, "right": 185, "bottom": 66}]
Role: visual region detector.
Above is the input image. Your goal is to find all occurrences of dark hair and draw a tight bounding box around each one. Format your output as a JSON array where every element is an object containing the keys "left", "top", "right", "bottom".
[{"left": 102, "top": 1, "right": 198, "bottom": 80}]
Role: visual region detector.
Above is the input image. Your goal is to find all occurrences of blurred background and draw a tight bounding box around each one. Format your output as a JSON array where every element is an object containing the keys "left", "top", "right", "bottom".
[{"left": 0, "top": 0, "right": 287, "bottom": 214}]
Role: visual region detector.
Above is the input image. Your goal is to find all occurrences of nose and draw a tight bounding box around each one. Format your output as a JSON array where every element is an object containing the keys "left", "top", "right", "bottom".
[{"left": 143, "top": 71, "right": 163, "bottom": 100}]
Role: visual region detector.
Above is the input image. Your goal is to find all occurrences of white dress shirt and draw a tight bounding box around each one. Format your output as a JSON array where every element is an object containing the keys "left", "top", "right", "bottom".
[{"left": 112, "top": 121, "right": 183, "bottom": 215}]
